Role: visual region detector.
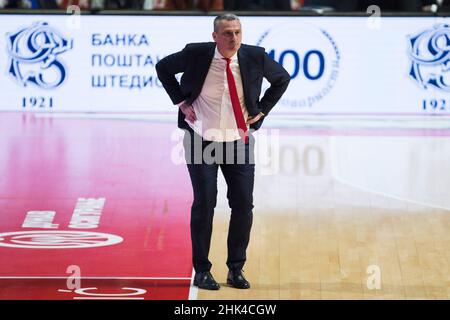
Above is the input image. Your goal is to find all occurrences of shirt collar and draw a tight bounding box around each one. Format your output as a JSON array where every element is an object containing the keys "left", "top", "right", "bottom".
[{"left": 214, "top": 46, "right": 238, "bottom": 62}]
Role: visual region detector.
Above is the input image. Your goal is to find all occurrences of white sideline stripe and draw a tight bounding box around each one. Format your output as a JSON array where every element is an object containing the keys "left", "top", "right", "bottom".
[
  {"left": 329, "top": 137, "right": 450, "bottom": 212},
  {"left": 333, "top": 176, "right": 450, "bottom": 212},
  {"left": 188, "top": 268, "right": 198, "bottom": 301},
  {"left": 33, "top": 113, "right": 450, "bottom": 130},
  {"left": 73, "top": 297, "right": 144, "bottom": 300},
  {"left": 0, "top": 276, "right": 191, "bottom": 280}
]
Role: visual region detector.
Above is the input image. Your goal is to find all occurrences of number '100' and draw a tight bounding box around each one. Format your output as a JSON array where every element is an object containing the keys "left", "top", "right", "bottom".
[{"left": 268, "top": 49, "right": 325, "bottom": 80}]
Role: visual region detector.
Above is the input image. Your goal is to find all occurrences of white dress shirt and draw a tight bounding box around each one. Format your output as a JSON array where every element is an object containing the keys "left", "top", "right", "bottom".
[{"left": 180, "top": 47, "right": 249, "bottom": 142}]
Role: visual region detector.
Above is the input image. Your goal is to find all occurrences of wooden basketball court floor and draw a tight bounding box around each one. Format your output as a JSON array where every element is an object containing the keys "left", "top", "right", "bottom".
[{"left": 0, "top": 112, "right": 449, "bottom": 300}]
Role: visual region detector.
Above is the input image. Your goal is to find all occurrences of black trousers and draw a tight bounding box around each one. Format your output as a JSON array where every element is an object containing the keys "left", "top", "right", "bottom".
[{"left": 183, "top": 128, "right": 255, "bottom": 272}]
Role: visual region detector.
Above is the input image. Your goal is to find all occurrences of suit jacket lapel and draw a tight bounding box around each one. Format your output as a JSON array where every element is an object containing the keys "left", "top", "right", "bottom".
[
  {"left": 193, "top": 43, "right": 215, "bottom": 99},
  {"left": 237, "top": 47, "right": 251, "bottom": 114}
]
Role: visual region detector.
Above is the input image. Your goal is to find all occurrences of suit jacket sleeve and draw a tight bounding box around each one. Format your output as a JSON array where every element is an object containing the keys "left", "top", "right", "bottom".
[
  {"left": 259, "top": 52, "right": 291, "bottom": 116},
  {"left": 155, "top": 45, "right": 189, "bottom": 105}
]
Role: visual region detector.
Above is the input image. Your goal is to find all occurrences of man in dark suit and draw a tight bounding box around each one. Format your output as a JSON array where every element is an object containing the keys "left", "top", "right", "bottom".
[{"left": 156, "top": 13, "right": 290, "bottom": 290}]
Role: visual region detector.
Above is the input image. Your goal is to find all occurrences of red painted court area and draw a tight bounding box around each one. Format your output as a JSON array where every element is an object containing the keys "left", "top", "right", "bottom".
[{"left": 0, "top": 113, "right": 193, "bottom": 300}]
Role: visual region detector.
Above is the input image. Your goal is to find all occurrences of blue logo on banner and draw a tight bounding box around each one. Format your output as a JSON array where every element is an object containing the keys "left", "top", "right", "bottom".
[
  {"left": 408, "top": 24, "right": 450, "bottom": 92},
  {"left": 6, "top": 22, "right": 73, "bottom": 89},
  {"left": 256, "top": 23, "right": 340, "bottom": 108}
]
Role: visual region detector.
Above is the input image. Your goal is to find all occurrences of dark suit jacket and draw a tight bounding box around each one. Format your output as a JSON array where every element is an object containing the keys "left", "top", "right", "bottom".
[{"left": 155, "top": 42, "right": 290, "bottom": 131}]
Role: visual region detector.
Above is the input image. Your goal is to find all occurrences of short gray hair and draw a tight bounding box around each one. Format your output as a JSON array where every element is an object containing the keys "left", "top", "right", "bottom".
[{"left": 213, "top": 13, "right": 240, "bottom": 32}]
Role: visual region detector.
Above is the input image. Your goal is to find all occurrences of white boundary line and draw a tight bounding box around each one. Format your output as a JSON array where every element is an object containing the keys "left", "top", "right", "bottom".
[
  {"left": 33, "top": 112, "right": 450, "bottom": 130},
  {"left": 0, "top": 276, "right": 191, "bottom": 280},
  {"left": 73, "top": 297, "right": 144, "bottom": 300},
  {"left": 329, "top": 137, "right": 450, "bottom": 212},
  {"left": 188, "top": 268, "right": 198, "bottom": 300},
  {"left": 333, "top": 176, "right": 450, "bottom": 212}
]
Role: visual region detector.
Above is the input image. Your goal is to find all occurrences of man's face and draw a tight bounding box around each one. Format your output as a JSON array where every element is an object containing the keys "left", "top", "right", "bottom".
[{"left": 213, "top": 19, "right": 242, "bottom": 54}]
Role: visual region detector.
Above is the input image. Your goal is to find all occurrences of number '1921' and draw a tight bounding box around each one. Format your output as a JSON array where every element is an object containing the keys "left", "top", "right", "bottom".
[
  {"left": 422, "top": 99, "right": 450, "bottom": 112},
  {"left": 22, "top": 97, "right": 54, "bottom": 109}
]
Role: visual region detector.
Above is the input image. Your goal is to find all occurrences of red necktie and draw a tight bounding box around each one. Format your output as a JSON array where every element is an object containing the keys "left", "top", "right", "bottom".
[{"left": 224, "top": 58, "right": 248, "bottom": 144}]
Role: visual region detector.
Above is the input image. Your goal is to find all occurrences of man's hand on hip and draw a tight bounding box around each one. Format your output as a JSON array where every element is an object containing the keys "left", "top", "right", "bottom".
[
  {"left": 246, "top": 112, "right": 264, "bottom": 126},
  {"left": 179, "top": 102, "right": 197, "bottom": 123}
]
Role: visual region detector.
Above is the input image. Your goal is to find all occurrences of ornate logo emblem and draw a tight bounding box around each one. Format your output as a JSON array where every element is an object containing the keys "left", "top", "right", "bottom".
[
  {"left": 408, "top": 24, "right": 450, "bottom": 92},
  {"left": 6, "top": 21, "right": 73, "bottom": 89}
]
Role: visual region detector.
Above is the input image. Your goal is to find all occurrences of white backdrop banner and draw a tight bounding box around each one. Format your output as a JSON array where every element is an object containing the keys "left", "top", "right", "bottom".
[{"left": 0, "top": 15, "right": 449, "bottom": 115}]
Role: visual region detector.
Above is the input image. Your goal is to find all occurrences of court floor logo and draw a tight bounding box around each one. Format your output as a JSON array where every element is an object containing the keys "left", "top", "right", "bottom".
[
  {"left": 408, "top": 24, "right": 450, "bottom": 92},
  {"left": 0, "top": 231, "right": 123, "bottom": 249},
  {"left": 6, "top": 21, "right": 73, "bottom": 89}
]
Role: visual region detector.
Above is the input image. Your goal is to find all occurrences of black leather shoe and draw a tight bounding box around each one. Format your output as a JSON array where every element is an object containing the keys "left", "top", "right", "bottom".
[
  {"left": 193, "top": 271, "right": 220, "bottom": 290},
  {"left": 227, "top": 269, "right": 250, "bottom": 289}
]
